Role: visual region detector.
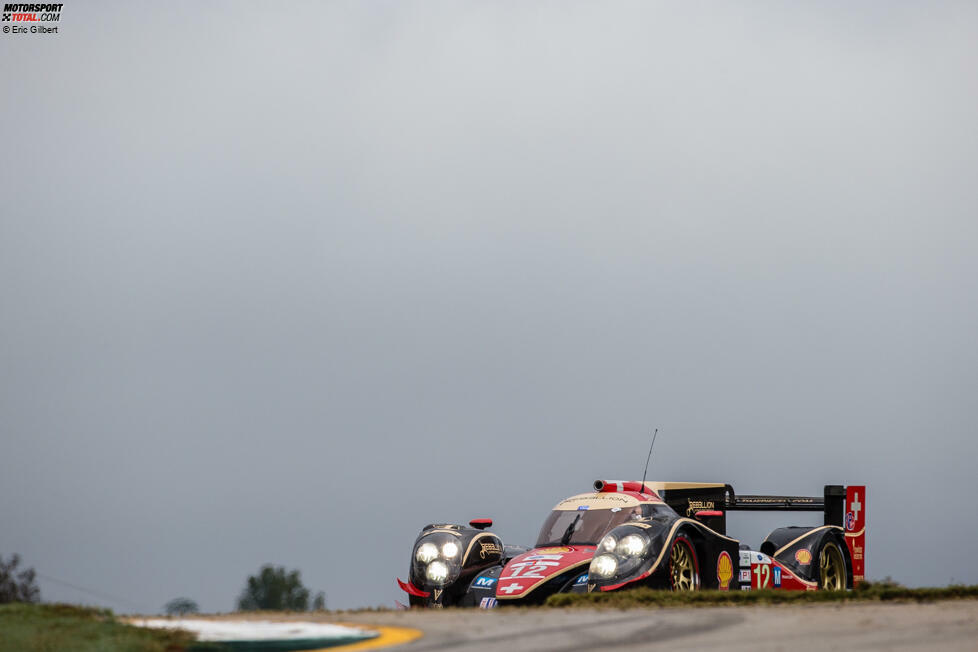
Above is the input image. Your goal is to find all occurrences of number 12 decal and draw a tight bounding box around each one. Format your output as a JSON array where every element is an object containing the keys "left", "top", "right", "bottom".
[{"left": 753, "top": 564, "right": 771, "bottom": 588}]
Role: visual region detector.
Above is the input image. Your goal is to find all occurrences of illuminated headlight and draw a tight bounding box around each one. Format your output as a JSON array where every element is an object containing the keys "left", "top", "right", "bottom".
[
  {"left": 426, "top": 560, "right": 450, "bottom": 583},
  {"left": 598, "top": 534, "right": 617, "bottom": 553},
  {"left": 442, "top": 541, "right": 460, "bottom": 559},
  {"left": 590, "top": 554, "right": 618, "bottom": 578},
  {"left": 416, "top": 542, "right": 439, "bottom": 563},
  {"left": 617, "top": 533, "right": 648, "bottom": 557}
]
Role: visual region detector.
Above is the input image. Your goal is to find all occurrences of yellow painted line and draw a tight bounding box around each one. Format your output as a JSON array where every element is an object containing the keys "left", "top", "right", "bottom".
[{"left": 306, "top": 623, "right": 423, "bottom": 651}]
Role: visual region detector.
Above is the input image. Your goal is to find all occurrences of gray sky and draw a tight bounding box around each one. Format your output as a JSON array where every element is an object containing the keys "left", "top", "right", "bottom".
[{"left": 1, "top": 1, "right": 976, "bottom": 612}]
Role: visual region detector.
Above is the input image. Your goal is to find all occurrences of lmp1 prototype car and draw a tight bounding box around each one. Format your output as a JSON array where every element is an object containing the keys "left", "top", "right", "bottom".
[{"left": 397, "top": 480, "right": 865, "bottom": 607}]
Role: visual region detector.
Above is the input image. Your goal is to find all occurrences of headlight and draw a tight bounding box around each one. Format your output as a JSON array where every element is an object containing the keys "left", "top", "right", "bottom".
[
  {"left": 598, "top": 534, "right": 617, "bottom": 553},
  {"left": 617, "top": 533, "right": 648, "bottom": 557},
  {"left": 590, "top": 554, "right": 618, "bottom": 578},
  {"left": 442, "top": 541, "right": 460, "bottom": 559},
  {"left": 416, "top": 542, "right": 439, "bottom": 563},
  {"left": 426, "top": 560, "right": 449, "bottom": 582}
]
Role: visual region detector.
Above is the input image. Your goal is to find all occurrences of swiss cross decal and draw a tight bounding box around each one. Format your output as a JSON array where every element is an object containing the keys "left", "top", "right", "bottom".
[
  {"left": 846, "top": 492, "right": 862, "bottom": 530},
  {"left": 499, "top": 582, "right": 524, "bottom": 594}
]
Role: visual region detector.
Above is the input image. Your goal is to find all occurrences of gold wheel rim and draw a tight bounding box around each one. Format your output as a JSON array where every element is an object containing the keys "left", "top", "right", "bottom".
[
  {"left": 670, "top": 540, "right": 696, "bottom": 591},
  {"left": 819, "top": 542, "right": 845, "bottom": 591}
]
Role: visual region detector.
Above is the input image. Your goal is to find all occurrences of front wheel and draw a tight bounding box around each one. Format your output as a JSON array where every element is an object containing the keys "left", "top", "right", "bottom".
[
  {"left": 817, "top": 540, "right": 847, "bottom": 591},
  {"left": 668, "top": 535, "right": 700, "bottom": 591}
]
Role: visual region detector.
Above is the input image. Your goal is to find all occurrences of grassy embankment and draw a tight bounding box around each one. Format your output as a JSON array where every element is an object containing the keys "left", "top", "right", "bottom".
[
  {"left": 545, "top": 580, "right": 978, "bottom": 608},
  {"left": 0, "top": 603, "right": 216, "bottom": 652}
]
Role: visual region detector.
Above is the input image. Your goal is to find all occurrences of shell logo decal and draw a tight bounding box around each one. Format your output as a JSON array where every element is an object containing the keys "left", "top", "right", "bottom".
[
  {"left": 534, "top": 547, "right": 573, "bottom": 555},
  {"left": 795, "top": 549, "right": 812, "bottom": 565},
  {"left": 716, "top": 551, "right": 733, "bottom": 591}
]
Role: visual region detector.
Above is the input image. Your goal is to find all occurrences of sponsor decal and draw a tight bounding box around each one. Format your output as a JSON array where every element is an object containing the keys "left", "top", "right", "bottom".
[
  {"left": 751, "top": 552, "right": 771, "bottom": 565},
  {"left": 499, "top": 582, "right": 524, "bottom": 595},
  {"left": 686, "top": 499, "right": 716, "bottom": 516},
  {"left": 739, "top": 569, "right": 752, "bottom": 583},
  {"left": 479, "top": 597, "right": 498, "bottom": 609},
  {"left": 741, "top": 585, "right": 752, "bottom": 591},
  {"left": 573, "top": 573, "right": 589, "bottom": 586},
  {"left": 577, "top": 505, "right": 590, "bottom": 510},
  {"left": 795, "top": 549, "right": 812, "bottom": 565},
  {"left": 611, "top": 507, "right": 622, "bottom": 512},
  {"left": 739, "top": 550, "right": 752, "bottom": 568},
  {"left": 587, "top": 583, "right": 596, "bottom": 593},
  {"left": 557, "top": 493, "right": 634, "bottom": 508},
  {"left": 849, "top": 493, "right": 862, "bottom": 524},
  {"left": 846, "top": 486, "right": 866, "bottom": 587},
  {"left": 716, "top": 551, "right": 733, "bottom": 591},
  {"left": 534, "top": 547, "right": 572, "bottom": 555},
  {"left": 753, "top": 563, "right": 773, "bottom": 588},
  {"left": 433, "top": 588, "right": 443, "bottom": 601},
  {"left": 479, "top": 542, "right": 502, "bottom": 559},
  {"left": 474, "top": 576, "right": 496, "bottom": 588},
  {"left": 773, "top": 566, "right": 782, "bottom": 587}
]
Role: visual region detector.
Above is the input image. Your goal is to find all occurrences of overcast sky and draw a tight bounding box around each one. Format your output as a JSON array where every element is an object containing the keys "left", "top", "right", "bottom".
[{"left": 1, "top": 1, "right": 976, "bottom": 612}]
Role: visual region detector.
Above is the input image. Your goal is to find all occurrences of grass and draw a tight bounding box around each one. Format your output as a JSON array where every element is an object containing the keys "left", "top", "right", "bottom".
[
  {"left": 0, "top": 603, "right": 212, "bottom": 652},
  {"left": 544, "top": 580, "right": 978, "bottom": 609}
]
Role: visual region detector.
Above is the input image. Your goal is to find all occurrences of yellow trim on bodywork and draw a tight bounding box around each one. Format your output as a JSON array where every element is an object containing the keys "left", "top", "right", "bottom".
[
  {"left": 772, "top": 525, "right": 843, "bottom": 558},
  {"left": 640, "top": 481, "right": 727, "bottom": 492},
  {"left": 642, "top": 520, "right": 685, "bottom": 577},
  {"left": 311, "top": 624, "right": 423, "bottom": 651}
]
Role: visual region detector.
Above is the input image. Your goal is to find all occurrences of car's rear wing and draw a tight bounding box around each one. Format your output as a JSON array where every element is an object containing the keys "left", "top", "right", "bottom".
[{"left": 723, "top": 484, "right": 860, "bottom": 526}]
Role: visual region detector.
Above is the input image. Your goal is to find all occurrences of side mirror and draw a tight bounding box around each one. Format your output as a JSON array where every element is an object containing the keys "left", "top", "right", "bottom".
[{"left": 469, "top": 518, "right": 492, "bottom": 530}]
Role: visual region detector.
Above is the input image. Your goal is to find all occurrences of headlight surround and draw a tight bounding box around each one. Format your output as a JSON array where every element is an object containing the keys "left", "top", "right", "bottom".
[
  {"left": 590, "top": 528, "right": 652, "bottom": 582},
  {"left": 412, "top": 534, "right": 463, "bottom": 587}
]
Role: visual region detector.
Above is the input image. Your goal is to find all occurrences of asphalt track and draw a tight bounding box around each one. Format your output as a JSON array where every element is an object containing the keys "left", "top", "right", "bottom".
[{"left": 333, "top": 600, "right": 978, "bottom": 651}]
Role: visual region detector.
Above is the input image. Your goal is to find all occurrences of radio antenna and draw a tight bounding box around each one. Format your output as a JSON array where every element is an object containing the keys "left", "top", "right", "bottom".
[{"left": 640, "top": 428, "right": 658, "bottom": 495}]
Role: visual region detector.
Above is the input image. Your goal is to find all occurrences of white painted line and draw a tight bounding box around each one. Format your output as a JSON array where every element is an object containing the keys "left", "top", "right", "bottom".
[{"left": 131, "top": 619, "right": 376, "bottom": 642}]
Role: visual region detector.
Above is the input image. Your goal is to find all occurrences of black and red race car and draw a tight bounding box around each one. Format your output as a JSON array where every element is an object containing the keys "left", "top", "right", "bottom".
[{"left": 398, "top": 480, "right": 865, "bottom": 607}]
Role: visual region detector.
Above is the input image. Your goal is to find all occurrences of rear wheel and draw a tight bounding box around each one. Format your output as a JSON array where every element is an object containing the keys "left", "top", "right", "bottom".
[
  {"left": 818, "top": 540, "right": 846, "bottom": 591},
  {"left": 668, "top": 536, "right": 700, "bottom": 591}
]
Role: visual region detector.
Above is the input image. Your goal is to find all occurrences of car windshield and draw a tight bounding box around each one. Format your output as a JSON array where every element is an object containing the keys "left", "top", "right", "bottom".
[{"left": 536, "top": 507, "right": 646, "bottom": 547}]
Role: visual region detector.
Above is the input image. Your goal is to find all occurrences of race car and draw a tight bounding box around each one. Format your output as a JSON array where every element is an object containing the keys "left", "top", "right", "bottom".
[{"left": 397, "top": 480, "right": 865, "bottom": 607}]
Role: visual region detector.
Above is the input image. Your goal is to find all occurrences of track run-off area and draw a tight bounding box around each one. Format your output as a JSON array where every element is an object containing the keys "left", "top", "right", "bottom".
[{"left": 157, "top": 600, "right": 978, "bottom": 651}]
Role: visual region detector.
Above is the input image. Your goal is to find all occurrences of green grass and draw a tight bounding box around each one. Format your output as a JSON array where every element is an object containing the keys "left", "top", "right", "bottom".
[
  {"left": 0, "top": 603, "right": 207, "bottom": 652},
  {"left": 544, "top": 580, "right": 978, "bottom": 608}
]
